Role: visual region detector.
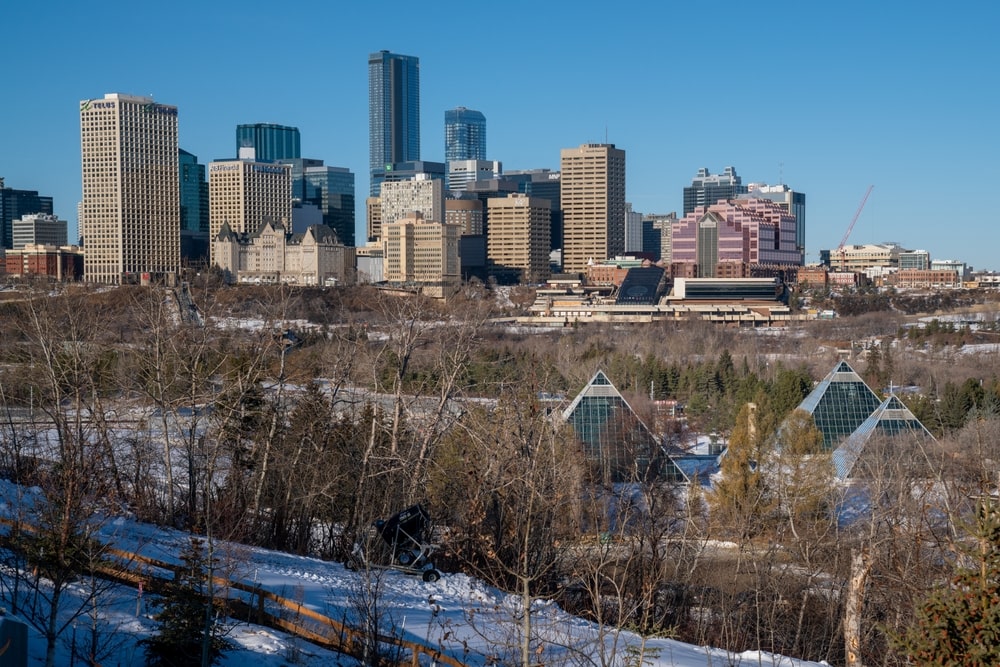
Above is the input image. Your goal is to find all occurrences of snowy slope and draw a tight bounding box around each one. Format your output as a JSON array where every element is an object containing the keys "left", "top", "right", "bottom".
[{"left": 1, "top": 481, "right": 827, "bottom": 667}]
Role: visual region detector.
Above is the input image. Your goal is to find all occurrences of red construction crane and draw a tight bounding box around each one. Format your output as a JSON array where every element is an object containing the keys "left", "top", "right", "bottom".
[{"left": 834, "top": 185, "right": 874, "bottom": 270}]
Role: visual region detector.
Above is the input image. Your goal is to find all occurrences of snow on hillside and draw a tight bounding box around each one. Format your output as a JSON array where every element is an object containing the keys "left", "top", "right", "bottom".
[{"left": 0, "top": 480, "right": 827, "bottom": 666}]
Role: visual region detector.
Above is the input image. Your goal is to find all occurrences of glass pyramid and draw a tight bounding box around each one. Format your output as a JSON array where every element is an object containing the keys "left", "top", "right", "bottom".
[
  {"left": 831, "top": 394, "right": 936, "bottom": 478},
  {"left": 796, "top": 360, "right": 883, "bottom": 450},
  {"left": 562, "top": 370, "right": 687, "bottom": 484}
]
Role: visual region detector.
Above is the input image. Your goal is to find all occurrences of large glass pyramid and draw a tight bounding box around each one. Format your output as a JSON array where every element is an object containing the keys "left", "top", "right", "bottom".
[
  {"left": 796, "top": 361, "right": 883, "bottom": 450},
  {"left": 562, "top": 370, "right": 687, "bottom": 484},
  {"left": 831, "top": 394, "right": 936, "bottom": 478}
]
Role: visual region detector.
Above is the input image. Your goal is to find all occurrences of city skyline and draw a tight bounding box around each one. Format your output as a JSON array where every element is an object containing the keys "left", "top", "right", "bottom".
[{"left": 1, "top": 1, "right": 997, "bottom": 270}]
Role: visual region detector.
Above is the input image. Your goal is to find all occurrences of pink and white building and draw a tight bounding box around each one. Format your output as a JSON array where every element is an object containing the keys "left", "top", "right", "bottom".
[{"left": 671, "top": 198, "right": 800, "bottom": 277}]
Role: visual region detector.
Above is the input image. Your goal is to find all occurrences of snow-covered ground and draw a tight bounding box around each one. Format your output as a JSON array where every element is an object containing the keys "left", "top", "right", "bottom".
[{"left": 0, "top": 480, "right": 827, "bottom": 667}]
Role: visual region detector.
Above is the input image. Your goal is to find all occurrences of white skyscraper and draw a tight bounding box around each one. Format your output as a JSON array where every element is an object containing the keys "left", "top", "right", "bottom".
[{"left": 80, "top": 93, "right": 180, "bottom": 284}]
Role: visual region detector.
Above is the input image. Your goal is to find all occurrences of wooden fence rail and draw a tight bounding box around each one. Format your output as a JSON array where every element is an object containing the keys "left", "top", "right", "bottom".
[{"left": 0, "top": 517, "right": 467, "bottom": 667}]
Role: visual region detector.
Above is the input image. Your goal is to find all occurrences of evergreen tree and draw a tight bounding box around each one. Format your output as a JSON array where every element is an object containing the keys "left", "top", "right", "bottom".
[
  {"left": 142, "top": 537, "right": 231, "bottom": 666},
  {"left": 893, "top": 498, "right": 1000, "bottom": 666},
  {"left": 709, "top": 402, "right": 774, "bottom": 539}
]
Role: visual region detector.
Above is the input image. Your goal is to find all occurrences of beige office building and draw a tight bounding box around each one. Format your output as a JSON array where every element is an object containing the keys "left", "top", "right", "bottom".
[
  {"left": 80, "top": 93, "right": 180, "bottom": 284},
  {"left": 487, "top": 194, "right": 551, "bottom": 284},
  {"left": 380, "top": 175, "right": 445, "bottom": 227},
  {"left": 382, "top": 211, "right": 461, "bottom": 298},
  {"left": 208, "top": 160, "right": 291, "bottom": 265},
  {"left": 560, "top": 143, "right": 626, "bottom": 274}
]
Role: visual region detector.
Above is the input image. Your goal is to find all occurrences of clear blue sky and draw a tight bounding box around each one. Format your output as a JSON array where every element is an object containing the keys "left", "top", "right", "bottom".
[{"left": 2, "top": 0, "right": 998, "bottom": 270}]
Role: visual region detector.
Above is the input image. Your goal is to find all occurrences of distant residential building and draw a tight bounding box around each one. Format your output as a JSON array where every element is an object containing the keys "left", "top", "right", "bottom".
[
  {"left": 445, "top": 196, "right": 484, "bottom": 235},
  {"left": 445, "top": 107, "right": 486, "bottom": 163},
  {"left": 447, "top": 160, "right": 501, "bottom": 193},
  {"left": 683, "top": 167, "right": 747, "bottom": 216},
  {"left": 4, "top": 244, "right": 82, "bottom": 281},
  {"left": 899, "top": 249, "right": 930, "bottom": 271},
  {"left": 280, "top": 159, "right": 355, "bottom": 246},
  {"left": 80, "top": 93, "right": 180, "bottom": 284},
  {"left": 746, "top": 182, "right": 806, "bottom": 262},
  {"left": 487, "top": 194, "right": 551, "bottom": 285},
  {"left": 0, "top": 178, "right": 54, "bottom": 250},
  {"left": 671, "top": 198, "right": 799, "bottom": 277},
  {"left": 236, "top": 123, "right": 301, "bottom": 162},
  {"left": 369, "top": 50, "right": 420, "bottom": 196},
  {"left": 212, "top": 220, "right": 353, "bottom": 286},
  {"left": 12, "top": 213, "right": 67, "bottom": 249},
  {"left": 208, "top": 159, "right": 291, "bottom": 266},
  {"left": 561, "top": 143, "right": 626, "bottom": 274},
  {"left": 380, "top": 176, "right": 445, "bottom": 227},
  {"left": 381, "top": 211, "right": 461, "bottom": 298},
  {"left": 179, "top": 149, "right": 209, "bottom": 263}
]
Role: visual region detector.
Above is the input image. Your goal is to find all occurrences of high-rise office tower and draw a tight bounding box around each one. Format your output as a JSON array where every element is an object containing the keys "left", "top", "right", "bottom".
[
  {"left": 745, "top": 183, "right": 806, "bottom": 263},
  {"left": 487, "top": 194, "right": 551, "bottom": 285},
  {"left": 80, "top": 93, "right": 180, "bottom": 284},
  {"left": 179, "top": 150, "right": 208, "bottom": 234},
  {"left": 369, "top": 50, "right": 420, "bottom": 197},
  {"left": 236, "top": 123, "right": 301, "bottom": 162},
  {"left": 0, "top": 178, "right": 53, "bottom": 250},
  {"left": 179, "top": 149, "right": 210, "bottom": 262},
  {"left": 445, "top": 107, "right": 486, "bottom": 165},
  {"left": 381, "top": 211, "right": 461, "bottom": 298},
  {"left": 208, "top": 159, "right": 291, "bottom": 265},
  {"left": 560, "top": 143, "right": 626, "bottom": 274},
  {"left": 682, "top": 166, "right": 747, "bottom": 216},
  {"left": 281, "top": 158, "right": 356, "bottom": 246},
  {"left": 504, "top": 169, "right": 562, "bottom": 251}
]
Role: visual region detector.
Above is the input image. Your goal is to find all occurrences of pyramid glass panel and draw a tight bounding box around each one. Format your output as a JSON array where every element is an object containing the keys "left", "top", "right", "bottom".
[
  {"left": 563, "top": 371, "right": 686, "bottom": 484},
  {"left": 832, "top": 394, "right": 936, "bottom": 478},
  {"left": 796, "top": 361, "right": 882, "bottom": 450}
]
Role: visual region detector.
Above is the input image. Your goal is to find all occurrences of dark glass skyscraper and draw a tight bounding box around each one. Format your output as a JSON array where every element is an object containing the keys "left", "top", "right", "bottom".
[
  {"left": 179, "top": 149, "right": 209, "bottom": 262},
  {"left": 368, "top": 50, "right": 420, "bottom": 196},
  {"left": 178, "top": 149, "right": 208, "bottom": 234},
  {"left": 281, "top": 158, "right": 356, "bottom": 246},
  {"left": 682, "top": 166, "right": 747, "bottom": 215},
  {"left": 0, "top": 178, "right": 54, "bottom": 249},
  {"left": 445, "top": 107, "right": 486, "bottom": 164},
  {"left": 236, "top": 123, "right": 301, "bottom": 162}
]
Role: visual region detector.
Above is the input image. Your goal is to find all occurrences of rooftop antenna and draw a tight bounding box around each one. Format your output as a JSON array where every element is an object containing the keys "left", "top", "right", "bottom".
[{"left": 778, "top": 162, "right": 784, "bottom": 185}]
